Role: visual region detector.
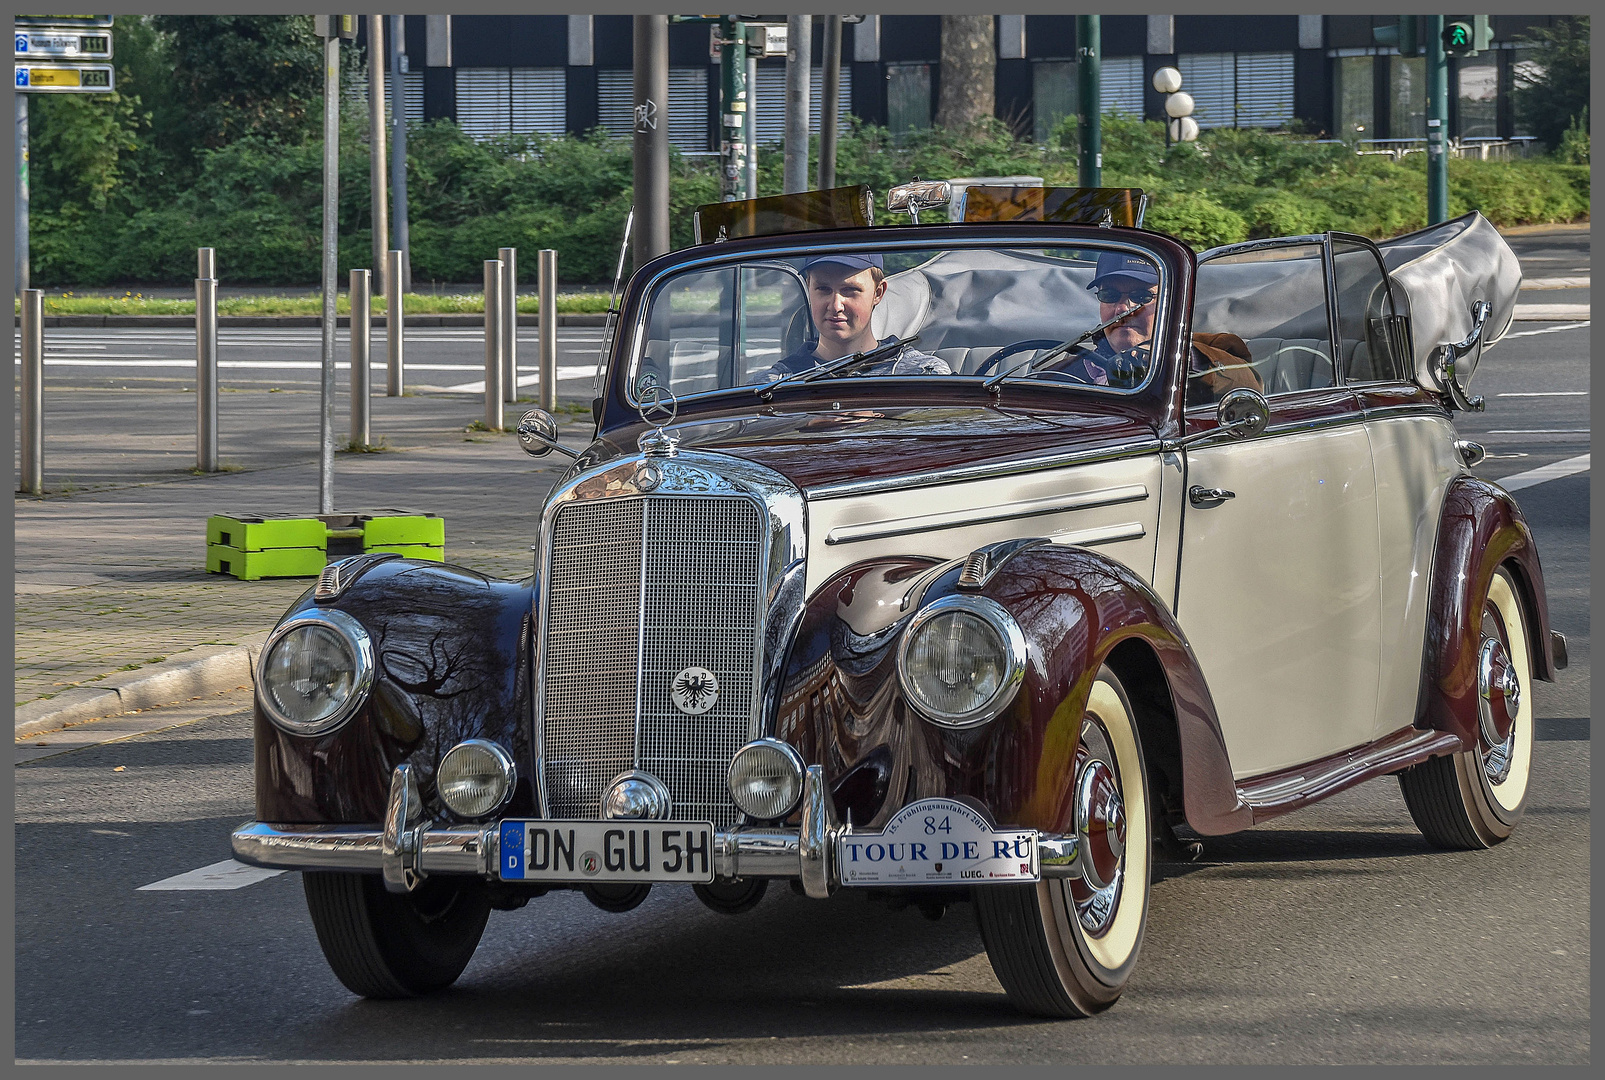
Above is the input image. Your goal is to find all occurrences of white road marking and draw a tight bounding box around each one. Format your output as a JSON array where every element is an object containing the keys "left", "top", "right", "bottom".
[
  {"left": 1520, "top": 276, "right": 1591, "bottom": 289},
  {"left": 1495, "top": 453, "right": 1590, "bottom": 492},
  {"left": 1500, "top": 321, "right": 1590, "bottom": 339},
  {"left": 1498, "top": 391, "right": 1588, "bottom": 397},
  {"left": 1486, "top": 429, "right": 1591, "bottom": 435},
  {"left": 137, "top": 859, "right": 285, "bottom": 891},
  {"left": 437, "top": 366, "right": 606, "bottom": 392}
]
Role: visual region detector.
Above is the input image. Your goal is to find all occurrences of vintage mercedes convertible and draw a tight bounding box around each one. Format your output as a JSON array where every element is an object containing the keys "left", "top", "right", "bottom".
[{"left": 233, "top": 184, "right": 1564, "bottom": 1018}]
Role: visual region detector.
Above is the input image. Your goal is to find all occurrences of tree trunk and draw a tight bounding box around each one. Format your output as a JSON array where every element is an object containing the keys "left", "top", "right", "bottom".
[{"left": 936, "top": 15, "right": 996, "bottom": 131}]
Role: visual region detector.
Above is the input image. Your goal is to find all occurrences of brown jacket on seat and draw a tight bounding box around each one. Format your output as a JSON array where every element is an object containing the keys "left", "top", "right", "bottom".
[{"left": 1189, "top": 331, "right": 1263, "bottom": 404}]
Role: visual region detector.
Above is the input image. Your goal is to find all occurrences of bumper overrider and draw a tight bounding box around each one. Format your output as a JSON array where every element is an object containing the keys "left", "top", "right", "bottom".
[{"left": 233, "top": 763, "right": 1083, "bottom": 896}]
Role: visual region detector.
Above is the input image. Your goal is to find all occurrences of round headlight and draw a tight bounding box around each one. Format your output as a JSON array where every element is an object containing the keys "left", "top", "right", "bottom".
[
  {"left": 437, "top": 739, "right": 517, "bottom": 819},
  {"left": 728, "top": 738, "right": 806, "bottom": 820},
  {"left": 897, "top": 595, "right": 1027, "bottom": 728},
  {"left": 258, "top": 609, "right": 373, "bottom": 736}
]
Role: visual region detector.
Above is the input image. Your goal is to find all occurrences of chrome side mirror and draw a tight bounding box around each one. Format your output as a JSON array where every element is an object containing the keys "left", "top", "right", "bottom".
[
  {"left": 887, "top": 180, "right": 950, "bottom": 223},
  {"left": 1172, "top": 387, "right": 1270, "bottom": 451},
  {"left": 1434, "top": 299, "right": 1491, "bottom": 413},
  {"left": 517, "top": 409, "right": 579, "bottom": 459}
]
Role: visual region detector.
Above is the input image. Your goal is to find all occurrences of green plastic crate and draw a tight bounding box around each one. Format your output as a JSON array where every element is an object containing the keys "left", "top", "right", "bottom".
[
  {"left": 206, "top": 544, "right": 326, "bottom": 581},
  {"left": 362, "top": 512, "right": 444, "bottom": 548},
  {"left": 207, "top": 513, "right": 326, "bottom": 552}
]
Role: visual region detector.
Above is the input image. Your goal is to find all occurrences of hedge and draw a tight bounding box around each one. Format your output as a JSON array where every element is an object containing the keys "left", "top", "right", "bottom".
[{"left": 28, "top": 116, "right": 1589, "bottom": 286}]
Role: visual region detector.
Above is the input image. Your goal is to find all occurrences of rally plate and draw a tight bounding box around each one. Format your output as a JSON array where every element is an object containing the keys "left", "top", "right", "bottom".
[
  {"left": 836, "top": 797, "right": 1039, "bottom": 886},
  {"left": 498, "top": 821, "right": 715, "bottom": 883}
]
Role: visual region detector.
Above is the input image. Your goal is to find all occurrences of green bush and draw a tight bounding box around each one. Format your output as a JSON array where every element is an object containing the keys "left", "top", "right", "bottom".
[{"left": 1141, "top": 190, "right": 1249, "bottom": 249}]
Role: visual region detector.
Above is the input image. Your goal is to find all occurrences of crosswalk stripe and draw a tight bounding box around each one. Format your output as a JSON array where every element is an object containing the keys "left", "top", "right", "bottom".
[
  {"left": 137, "top": 859, "right": 285, "bottom": 891},
  {"left": 1496, "top": 453, "right": 1590, "bottom": 492}
]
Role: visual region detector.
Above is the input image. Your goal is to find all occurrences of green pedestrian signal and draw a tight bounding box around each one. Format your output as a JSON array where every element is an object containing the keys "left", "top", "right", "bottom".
[{"left": 1443, "top": 21, "right": 1474, "bottom": 56}]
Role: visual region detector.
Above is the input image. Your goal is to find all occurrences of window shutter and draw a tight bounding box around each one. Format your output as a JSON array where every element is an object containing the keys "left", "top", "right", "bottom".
[
  {"left": 754, "top": 65, "right": 854, "bottom": 145},
  {"left": 1234, "top": 52, "right": 1294, "bottom": 128},
  {"left": 1178, "top": 53, "right": 1236, "bottom": 129},
  {"left": 667, "top": 67, "right": 709, "bottom": 151},
  {"left": 511, "top": 68, "right": 566, "bottom": 136},
  {"left": 1098, "top": 55, "right": 1144, "bottom": 116},
  {"left": 454, "top": 68, "right": 512, "bottom": 139}
]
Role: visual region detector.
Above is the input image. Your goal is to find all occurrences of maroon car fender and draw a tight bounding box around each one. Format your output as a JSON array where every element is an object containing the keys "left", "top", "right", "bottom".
[
  {"left": 1416, "top": 475, "right": 1558, "bottom": 749},
  {"left": 772, "top": 547, "right": 1250, "bottom": 839}
]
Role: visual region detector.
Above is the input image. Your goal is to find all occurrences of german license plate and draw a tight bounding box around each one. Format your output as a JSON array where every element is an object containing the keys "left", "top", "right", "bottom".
[
  {"left": 836, "top": 797, "right": 1039, "bottom": 886},
  {"left": 498, "top": 821, "right": 715, "bottom": 884}
]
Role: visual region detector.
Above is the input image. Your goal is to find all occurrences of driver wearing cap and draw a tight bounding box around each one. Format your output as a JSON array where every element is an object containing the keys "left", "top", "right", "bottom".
[
  {"left": 1047, "top": 251, "right": 1161, "bottom": 389},
  {"left": 763, "top": 253, "right": 950, "bottom": 381},
  {"left": 1049, "top": 250, "right": 1262, "bottom": 399}
]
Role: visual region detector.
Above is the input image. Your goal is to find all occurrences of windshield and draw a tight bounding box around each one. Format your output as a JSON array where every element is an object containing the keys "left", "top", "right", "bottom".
[{"left": 629, "top": 244, "right": 1166, "bottom": 401}]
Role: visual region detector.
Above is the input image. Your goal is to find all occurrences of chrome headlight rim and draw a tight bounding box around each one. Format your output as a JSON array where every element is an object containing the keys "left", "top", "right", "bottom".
[
  {"left": 727, "top": 737, "right": 807, "bottom": 821},
  {"left": 438, "top": 738, "right": 519, "bottom": 820},
  {"left": 256, "top": 607, "right": 375, "bottom": 737},
  {"left": 896, "top": 594, "right": 1028, "bottom": 729}
]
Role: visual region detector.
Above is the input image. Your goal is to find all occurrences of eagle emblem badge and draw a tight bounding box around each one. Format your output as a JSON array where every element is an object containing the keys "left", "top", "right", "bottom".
[{"left": 671, "top": 667, "right": 719, "bottom": 715}]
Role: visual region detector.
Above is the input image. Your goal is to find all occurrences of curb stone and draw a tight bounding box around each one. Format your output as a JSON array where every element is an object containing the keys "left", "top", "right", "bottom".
[{"left": 14, "top": 636, "right": 268, "bottom": 739}]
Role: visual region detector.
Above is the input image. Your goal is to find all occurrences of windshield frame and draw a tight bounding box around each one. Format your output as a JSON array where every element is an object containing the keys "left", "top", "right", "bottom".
[{"left": 615, "top": 227, "right": 1182, "bottom": 414}]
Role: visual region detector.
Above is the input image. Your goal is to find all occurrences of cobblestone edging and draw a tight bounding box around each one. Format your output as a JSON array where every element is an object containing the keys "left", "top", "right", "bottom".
[
  {"left": 15, "top": 313, "right": 609, "bottom": 328},
  {"left": 14, "top": 637, "right": 265, "bottom": 739}
]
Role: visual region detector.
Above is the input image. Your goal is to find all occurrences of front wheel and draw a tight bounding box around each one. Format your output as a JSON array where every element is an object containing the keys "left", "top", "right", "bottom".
[
  {"left": 303, "top": 872, "right": 491, "bottom": 998},
  {"left": 1399, "top": 567, "right": 1535, "bottom": 849},
  {"left": 973, "top": 666, "right": 1151, "bottom": 1017}
]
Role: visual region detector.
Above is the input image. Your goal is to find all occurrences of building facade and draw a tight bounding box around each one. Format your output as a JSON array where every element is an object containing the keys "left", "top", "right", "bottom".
[{"left": 363, "top": 14, "right": 1564, "bottom": 150}]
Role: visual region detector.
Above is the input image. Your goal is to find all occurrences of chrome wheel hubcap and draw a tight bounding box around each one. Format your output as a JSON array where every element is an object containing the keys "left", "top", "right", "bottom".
[
  {"left": 1070, "top": 718, "right": 1126, "bottom": 936},
  {"left": 1477, "top": 629, "right": 1519, "bottom": 786}
]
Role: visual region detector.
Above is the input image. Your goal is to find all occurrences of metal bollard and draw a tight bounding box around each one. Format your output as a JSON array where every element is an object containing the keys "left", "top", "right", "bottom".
[
  {"left": 483, "top": 259, "right": 504, "bottom": 430},
  {"left": 19, "top": 288, "right": 42, "bottom": 494},
  {"left": 499, "top": 246, "right": 518, "bottom": 403},
  {"left": 195, "top": 247, "right": 218, "bottom": 472},
  {"left": 386, "top": 248, "right": 404, "bottom": 396},
  {"left": 350, "top": 268, "right": 371, "bottom": 447},
  {"left": 538, "top": 248, "right": 558, "bottom": 411}
]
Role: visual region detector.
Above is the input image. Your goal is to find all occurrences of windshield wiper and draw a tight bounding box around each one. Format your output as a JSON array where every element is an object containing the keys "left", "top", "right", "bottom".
[
  {"left": 757, "top": 335, "right": 921, "bottom": 398},
  {"left": 981, "top": 306, "right": 1146, "bottom": 394}
]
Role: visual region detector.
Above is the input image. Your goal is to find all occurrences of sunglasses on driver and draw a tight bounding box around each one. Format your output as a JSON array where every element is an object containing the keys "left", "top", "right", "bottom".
[{"left": 1094, "top": 285, "right": 1158, "bottom": 305}]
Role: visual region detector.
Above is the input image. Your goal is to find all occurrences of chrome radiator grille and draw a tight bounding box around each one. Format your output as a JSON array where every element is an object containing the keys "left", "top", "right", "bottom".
[{"left": 541, "top": 494, "right": 765, "bottom": 828}]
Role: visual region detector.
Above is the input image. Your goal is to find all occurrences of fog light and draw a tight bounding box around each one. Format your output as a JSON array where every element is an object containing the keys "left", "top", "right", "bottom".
[
  {"left": 727, "top": 738, "right": 806, "bottom": 820},
  {"left": 437, "top": 739, "right": 516, "bottom": 819}
]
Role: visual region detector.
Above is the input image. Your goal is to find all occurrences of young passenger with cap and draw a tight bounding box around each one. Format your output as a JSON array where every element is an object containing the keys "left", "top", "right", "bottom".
[
  {"left": 1048, "top": 251, "right": 1262, "bottom": 401},
  {"left": 763, "top": 254, "right": 950, "bottom": 381}
]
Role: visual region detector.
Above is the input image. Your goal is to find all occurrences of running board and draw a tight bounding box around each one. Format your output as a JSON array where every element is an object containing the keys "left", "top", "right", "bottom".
[{"left": 1236, "top": 728, "right": 1463, "bottom": 824}]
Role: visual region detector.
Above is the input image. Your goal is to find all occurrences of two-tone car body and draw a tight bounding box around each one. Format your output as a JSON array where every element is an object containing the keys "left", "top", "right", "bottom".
[{"left": 233, "top": 187, "right": 1561, "bottom": 1016}]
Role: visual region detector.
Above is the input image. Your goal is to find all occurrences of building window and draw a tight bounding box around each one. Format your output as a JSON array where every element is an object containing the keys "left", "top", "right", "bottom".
[
  {"left": 1032, "top": 59, "right": 1076, "bottom": 143},
  {"left": 1389, "top": 55, "right": 1426, "bottom": 139},
  {"left": 454, "top": 68, "right": 565, "bottom": 140},
  {"left": 1457, "top": 53, "right": 1498, "bottom": 140},
  {"left": 1510, "top": 46, "right": 1542, "bottom": 138},
  {"left": 886, "top": 63, "right": 931, "bottom": 136},
  {"left": 1332, "top": 55, "right": 1373, "bottom": 141},
  {"left": 1234, "top": 52, "right": 1295, "bottom": 128},
  {"left": 350, "top": 71, "right": 424, "bottom": 125},
  {"left": 752, "top": 65, "right": 854, "bottom": 146},
  {"left": 1099, "top": 55, "right": 1145, "bottom": 116},
  {"left": 1178, "top": 53, "right": 1235, "bottom": 129},
  {"left": 596, "top": 68, "right": 712, "bottom": 152}
]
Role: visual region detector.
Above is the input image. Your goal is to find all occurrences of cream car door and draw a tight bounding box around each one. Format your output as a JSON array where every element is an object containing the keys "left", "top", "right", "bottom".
[{"left": 1179, "top": 239, "right": 1383, "bottom": 780}]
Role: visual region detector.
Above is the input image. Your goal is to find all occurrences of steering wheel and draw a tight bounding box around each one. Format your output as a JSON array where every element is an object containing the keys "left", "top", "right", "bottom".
[{"left": 973, "top": 339, "right": 1064, "bottom": 377}]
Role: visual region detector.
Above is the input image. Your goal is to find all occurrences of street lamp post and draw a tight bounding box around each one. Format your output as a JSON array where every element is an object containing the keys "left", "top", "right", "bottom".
[
  {"left": 1426, "top": 15, "right": 1450, "bottom": 225},
  {"left": 1076, "top": 15, "right": 1101, "bottom": 187}
]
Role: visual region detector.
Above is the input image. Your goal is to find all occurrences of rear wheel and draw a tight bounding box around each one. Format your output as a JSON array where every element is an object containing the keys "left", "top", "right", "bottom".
[
  {"left": 973, "top": 666, "right": 1151, "bottom": 1017},
  {"left": 1399, "top": 568, "right": 1535, "bottom": 849},
  {"left": 303, "top": 872, "right": 491, "bottom": 998}
]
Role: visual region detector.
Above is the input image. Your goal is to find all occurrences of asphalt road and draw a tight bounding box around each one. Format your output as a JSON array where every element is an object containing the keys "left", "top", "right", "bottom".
[{"left": 13, "top": 322, "right": 1589, "bottom": 1064}]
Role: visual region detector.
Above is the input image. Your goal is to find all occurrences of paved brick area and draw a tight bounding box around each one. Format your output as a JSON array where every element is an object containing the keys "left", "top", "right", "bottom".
[{"left": 14, "top": 387, "right": 582, "bottom": 710}]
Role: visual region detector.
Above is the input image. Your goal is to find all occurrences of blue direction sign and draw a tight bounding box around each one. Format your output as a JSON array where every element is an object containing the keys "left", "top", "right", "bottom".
[
  {"left": 15, "top": 63, "right": 115, "bottom": 93},
  {"left": 15, "top": 29, "right": 113, "bottom": 61}
]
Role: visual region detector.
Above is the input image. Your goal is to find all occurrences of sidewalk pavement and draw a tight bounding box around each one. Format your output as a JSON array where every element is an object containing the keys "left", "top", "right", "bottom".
[{"left": 14, "top": 386, "right": 584, "bottom": 738}]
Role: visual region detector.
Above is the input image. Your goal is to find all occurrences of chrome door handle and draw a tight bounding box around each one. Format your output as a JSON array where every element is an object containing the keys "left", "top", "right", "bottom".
[{"left": 1189, "top": 485, "right": 1236, "bottom": 508}]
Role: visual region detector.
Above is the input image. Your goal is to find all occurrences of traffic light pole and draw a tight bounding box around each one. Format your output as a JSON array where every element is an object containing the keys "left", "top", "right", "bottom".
[
  {"left": 1426, "top": 15, "right": 1449, "bottom": 225},
  {"left": 719, "top": 17, "right": 749, "bottom": 202},
  {"left": 1077, "top": 15, "right": 1101, "bottom": 188}
]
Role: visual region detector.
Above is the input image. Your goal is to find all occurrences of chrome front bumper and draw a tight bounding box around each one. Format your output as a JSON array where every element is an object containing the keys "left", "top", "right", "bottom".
[{"left": 232, "top": 763, "right": 1082, "bottom": 896}]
